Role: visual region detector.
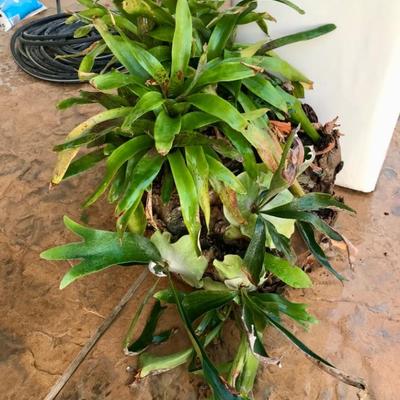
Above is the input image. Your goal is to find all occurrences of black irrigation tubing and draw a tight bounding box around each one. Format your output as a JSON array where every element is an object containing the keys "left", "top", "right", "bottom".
[{"left": 10, "top": 13, "right": 113, "bottom": 83}]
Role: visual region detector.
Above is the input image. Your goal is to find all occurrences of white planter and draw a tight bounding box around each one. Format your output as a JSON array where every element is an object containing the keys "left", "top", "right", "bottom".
[{"left": 235, "top": 0, "right": 400, "bottom": 192}]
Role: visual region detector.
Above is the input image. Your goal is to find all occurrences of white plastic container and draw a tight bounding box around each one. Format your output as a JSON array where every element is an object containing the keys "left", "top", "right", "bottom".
[{"left": 235, "top": 0, "right": 400, "bottom": 192}]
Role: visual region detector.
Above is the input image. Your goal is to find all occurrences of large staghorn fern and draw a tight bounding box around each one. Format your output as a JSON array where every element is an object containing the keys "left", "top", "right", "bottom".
[{"left": 42, "top": 0, "right": 366, "bottom": 398}]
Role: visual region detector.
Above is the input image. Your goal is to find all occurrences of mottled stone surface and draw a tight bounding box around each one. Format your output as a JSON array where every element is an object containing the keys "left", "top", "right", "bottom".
[{"left": 1, "top": 4, "right": 399, "bottom": 400}]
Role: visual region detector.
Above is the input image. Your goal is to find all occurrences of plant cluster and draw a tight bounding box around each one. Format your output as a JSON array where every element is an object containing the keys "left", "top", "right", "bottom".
[{"left": 41, "top": 0, "right": 365, "bottom": 397}]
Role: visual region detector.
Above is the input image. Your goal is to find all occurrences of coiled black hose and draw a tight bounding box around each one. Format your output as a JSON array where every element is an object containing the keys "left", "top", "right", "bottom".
[{"left": 10, "top": 13, "right": 113, "bottom": 83}]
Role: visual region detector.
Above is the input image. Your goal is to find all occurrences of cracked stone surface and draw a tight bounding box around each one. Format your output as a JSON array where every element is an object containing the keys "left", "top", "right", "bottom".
[{"left": 1, "top": 4, "right": 399, "bottom": 400}]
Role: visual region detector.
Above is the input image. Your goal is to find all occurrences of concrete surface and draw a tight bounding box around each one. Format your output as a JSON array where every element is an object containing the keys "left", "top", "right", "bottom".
[{"left": 1, "top": 4, "right": 399, "bottom": 400}]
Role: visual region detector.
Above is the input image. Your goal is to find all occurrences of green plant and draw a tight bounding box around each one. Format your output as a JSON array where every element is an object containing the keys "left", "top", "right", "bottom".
[{"left": 41, "top": 0, "right": 365, "bottom": 398}]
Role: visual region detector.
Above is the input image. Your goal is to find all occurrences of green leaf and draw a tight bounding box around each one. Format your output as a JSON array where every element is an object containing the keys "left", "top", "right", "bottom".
[
  {"left": 84, "top": 135, "right": 152, "bottom": 207},
  {"left": 296, "top": 221, "right": 345, "bottom": 281},
  {"left": 155, "top": 288, "right": 237, "bottom": 322},
  {"left": 181, "top": 111, "right": 219, "bottom": 130},
  {"left": 154, "top": 110, "right": 182, "bottom": 156},
  {"left": 187, "top": 93, "right": 248, "bottom": 132},
  {"left": 52, "top": 107, "right": 133, "bottom": 185},
  {"left": 78, "top": 42, "right": 108, "bottom": 80},
  {"left": 243, "top": 75, "right": 287, "bottom": 112},
  {"left": 264, "top": 219, "right": 295, "bottom": 262},
  {"left": 241, "top": 293, "right": 280, "bottom": 366},
  {"left": 195, "top": 60, "right": 257, "bottom": 88},
  {"left": 168, "top": 150, "right": 201, "bottom": 249},
  {"left": 117, "top": 150, "right": 164, "bottom": 215},
  {"left": 206, "top": 155, "right": 246, "bottom": 194},
  {"left": 272, "top": 0, "right": 304, "bottom": 14},
  {"left": 263, "top": 252, "right": 312, "bottom": 288},
  {"left": 122, "top": 91, "right": 165, "bottom": 131},
  {"left": 123, "top": 277, "right": 159, "bottom": 350},
  {"left": 73, "top": 24, "right": 93, "bottom": 38},
  {"left": 63, "top": 149, "right": 106, "bottom": 180},
  {"left": 244, "top": 55, "right": 312, "bottom": 85},
  {"left": 220, "top": 123, "right": 257, "bottom": 180},
  {"left": 127, "top": 300, "right": 166, "bottom": 354},
  {"left": 185, "top": 146, "right": 211, "bottom": 229},
  {"left": 249, "top": 292, "right": 317, "bottom": 326},
  {"left": 207, "top": 14, "right": 239, "bottom": 60},
  {"left": 288, "top": 193, "right": 355, "bottom": 213},
  {"left": 57, "top": 91, "right": 129, "bottom": 110},
  {"left": 237, "top": 90, "right": 268, "bottom": 129},
  {"left": 113, "top": 26, "right": 169, "bottom": 89},
  {"left": 175, "top": 133, "right": 240, "bottom": 160},
  {"left": 93, "top": 20, "right": 148, "bottom": 79},
  {"left": 127, "top": 202, "right": 147, "bottom": 235},
  {"left": 260, "top": 202, "right": 343, "bottom": 242},
  {"left": 263, "top": 127, "right": 298, "bottom": 202},
  {"left": 161, "top": 165, "right": 174, "bottom": 204},
  {"left": 53, "top": 125, "right": 115, "bottom": 152},
  {"left": 170, "top": 0, "right": 192, "bottom": 93},
  {"left": 260, "top": 24, "right": 336, "bottom": 53},
  {"left": 138, "top": 348, "right": 193, "bottom": 377},
  {"left": 167, "top": 273, "right": 242, "bottom": 399},
  {"left": 267, "top": 314, "right": 335, "bottom": 366},
  {"left": 267, "top": 313, "right": 366, "bottom": 390},
  {"left": 150, "top": 232, "right": 207, "bottom": 288},
  {"left": 148, "top": 25, "right": 174, "bottom": 42},
  {"left": 183, "top": 290, "right": 237, "bottom": 322},
  {"left": 90, "top": 70, "right": 145, "bottom": 90},
  {"left": 40, "top": 217, "right": 161, "bottom": 289},
  {"left": 244, "top": 216, "right": 266, "bottom": 284}
]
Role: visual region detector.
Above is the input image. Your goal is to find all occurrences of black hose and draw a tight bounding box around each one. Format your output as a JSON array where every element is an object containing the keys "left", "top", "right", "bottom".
[{"left": 10, "top": 13, "right": 113, "bottom": 83}]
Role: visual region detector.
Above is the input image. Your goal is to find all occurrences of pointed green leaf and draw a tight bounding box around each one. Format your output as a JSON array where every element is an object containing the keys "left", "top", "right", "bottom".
[
  {"left": 220, "top": 123, "right": 257, "bottom": 180},
  {"left": 117, "top": 150, "right": 164, "bottom": 214},
  {"left": 268, "top": 314, "right": 335, "bottom": 367},
  {"left": 168, "top": 150, "right": 201, "bottom": 249},
  {"left": 138, "top": 348, "right": 193, "bottom": 377},
  {"left": 289, "top": 193, "right": 355, "bottom": 213},
  {"left": 187, "top": 93, "right": 248, "bottom": 132},
  {"left": 260, "top": 24, "right": 336, "bottom": 53},
  {"left": 206, "top": 154, "right": 246, "bottom": 194},
  {"left": 63, "top": 149, "right": 106, "bottom": 180},
  {"left": 40, "top": 217, "right": 160, "bottom": 289},
  {"left": 243, "top": 75, "right": 287, "bottom": 112},
  {"left": 296, "top": 221, "right": 345, "bottom": 281},
  {"left": 127, "top": 300, "right": 166, "bottom": 355},
  {"left": 195, "top": 60, "right": 257, "bottom": 88},
  {"left": 244, "top": 55, "right": 312, "bottom": 85},
  {"left": 249, "top": 292, "right": 317, "bottom": 326},
  {"left": 185, "top": 146, "right": 211, "bottom": 229},
  {"left": 181, "top": 111, "right": 219, "bottom": 131},
  {"left": 183, "top": 290, "right": 236, "bottom": 322},
  {"left": 168, "top": 274, "right": 243, "bottom": 399},
  {"left": 93, "top": 20, "right": 148, "bottom": 79},
  {"left": 207, "top": 14, "right": 239, "bottom": 60},
  {"left": 90, "top": 70, "right": 145, "bottom": 90},
  {"left": 267, "top": 313, "right": 366, "bottom": 390},
  {"left": 154, "top": 110, "right": 182, "bottom": 156},
  {"left": 244, "top": 216, "right": 266, "bottom": 284},
  {"left": 272, "top": 0, "right": 304, "bottom": 14},
  {"left": 122, "top": 91, "right": 165, "bottom": 131},
  {"left": 261, "top": 203, "right": 343, "bottom": 242},
  {"left": 264, "top": 219, "right": 295, "bottom": 262},
  {"left": 52, "top": 107, "right": 133, "bottom": 185},
  {"left": 263, "top": 252, "right": 312, "bottom": 288},
  {"left": 170, "top": 0, "right": 192, "bottom": 92},
  {"left": 84, "top": 135, "right": 152, "bottom": 207}
]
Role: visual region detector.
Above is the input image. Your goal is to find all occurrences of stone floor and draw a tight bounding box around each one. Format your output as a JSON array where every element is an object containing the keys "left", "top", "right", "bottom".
[{"left": 0, "top": 4, "right": 399, "bottom": 400}]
